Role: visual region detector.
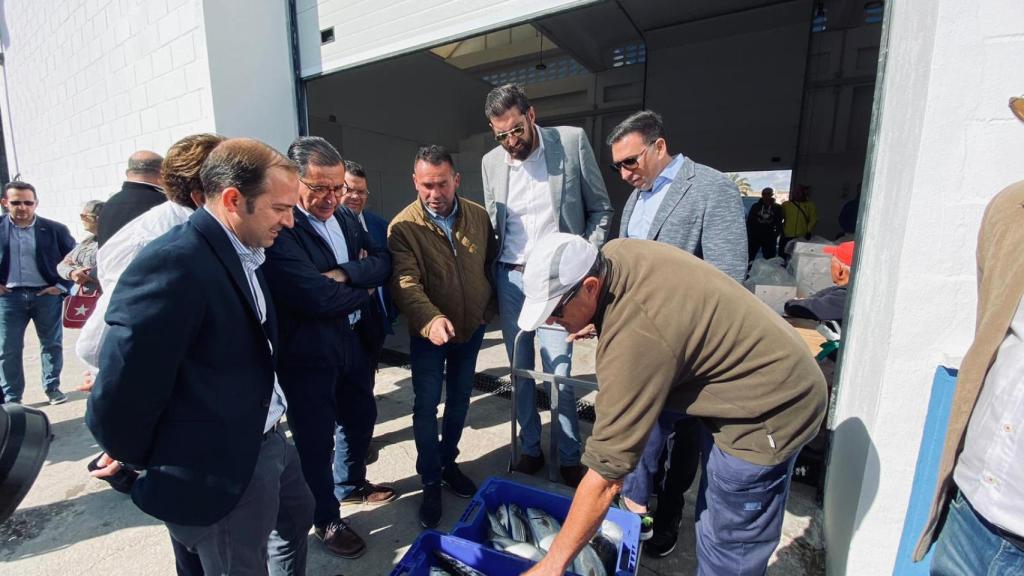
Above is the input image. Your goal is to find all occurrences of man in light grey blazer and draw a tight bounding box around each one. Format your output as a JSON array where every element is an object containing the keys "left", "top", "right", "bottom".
[
  {"left": 608, "top": 109, "right": 747, "bottom": 554},
  {"left": 481, "top": 83, "right": 612, "bottom": 487}
]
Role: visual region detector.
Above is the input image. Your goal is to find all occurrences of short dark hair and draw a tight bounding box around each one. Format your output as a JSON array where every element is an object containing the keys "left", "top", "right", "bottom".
[
  {"left": 3, "top": 181, "right": 36, "bottom": 199},
  {"left": 343, "top": 160, "right": 367, "bottom": 179},
  {"left": 606, "top": 110, "right": 666, "bottom": 146},
  {"left": 484, "top": 83, "right": 531, "bottom": 119},
  {"left": 162, "top": 133, "right": 226, "bottom": 208},
  {"left": 127, "top": 156, "right": 162, "bottom": 176},
  {"left": 287, "top": 136, "right": 343, "bottom": 178},
  {"left": 200, "top": 139, "right": 297, "bottom": 213},
  {"left": 762, "top": 187, "right": 774, "bottom": 195},
  {"left": 414, "top": 145, "right": 456, "bottom": 172}
]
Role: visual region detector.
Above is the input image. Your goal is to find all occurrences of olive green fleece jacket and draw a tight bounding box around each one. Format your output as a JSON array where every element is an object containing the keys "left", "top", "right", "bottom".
[
  {"left": 582, "top": 239, "right": 827, "bottom": 481},
  {"left": 388, "top": 198, "right": 497, "bottom": 343}
]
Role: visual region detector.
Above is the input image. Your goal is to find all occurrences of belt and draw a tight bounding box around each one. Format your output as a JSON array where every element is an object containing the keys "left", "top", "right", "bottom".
[
  {"left": 498, "top": 262, "right": 525, "bottom": 273},
  {"left": 997, "top": 526, "right": 1024, "bottom": 552}
]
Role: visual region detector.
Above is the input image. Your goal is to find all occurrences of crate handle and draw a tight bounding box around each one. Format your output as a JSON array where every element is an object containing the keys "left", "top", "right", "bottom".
[
  {"left": 459, "top": 499, "right": 482, "bottom": 523},
  {"left": 618, "top": 541, "right": 637, "bottom": 571}
]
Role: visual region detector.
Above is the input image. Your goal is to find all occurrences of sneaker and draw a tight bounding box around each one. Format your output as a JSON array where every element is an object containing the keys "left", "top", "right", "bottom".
[
  {"left": 46, "top": 390, "right": 67, "bottom": 405},
  {"left": 420, "top": 484, "right": 442, "bottom": 528},
  {"left": 645, "top": 515, "right": 681, "bottom": 558},
  {"left": 441, "top": 464, "right": 477, "bottom": 498},
  {"left": 615, "top": 496, "right": 654, "bottom": 541},
  {"left": 340, "top": 481, "right": 398, "bottom": 506},
  {"left": 314, "top": 519, "right": 366, "bottom": 559},
  {"left": 560, "top": 464, "right": 587, "bottom": 488},
  {"left": 513, "top": 452, "right": 545, "bottom": 475}
]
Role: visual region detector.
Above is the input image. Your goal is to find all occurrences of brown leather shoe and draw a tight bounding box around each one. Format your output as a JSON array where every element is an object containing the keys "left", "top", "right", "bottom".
[
  {"left": 340, "top": 481, "right": 398, "bottom": 506},
  {"left": 561, "top": 464, "right": 587, "bottom": 488},
  {"left": 315, "top": 519, "right": 366, "bottom": 558},
  {"left": 514, "top": 452, "right": 545, "bottom": 475}
]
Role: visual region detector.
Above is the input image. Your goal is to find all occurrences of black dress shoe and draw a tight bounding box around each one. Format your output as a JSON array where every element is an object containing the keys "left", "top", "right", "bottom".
[
  {"left": 514, "top": 452, "right": 545, "bottom": 475},
  {"left": 441, "top": 464, "right": 477, "bottom": 498},
  {"left": 560, "top": 464, "right": 587, "bottom": 488},
  {"left": 420, "top": 484, "right": 442, "bottom": 528}
]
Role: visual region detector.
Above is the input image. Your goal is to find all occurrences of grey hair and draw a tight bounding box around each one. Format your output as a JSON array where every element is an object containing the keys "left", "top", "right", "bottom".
[
  {"left": 344, "top": 160, "right": 367, "bottom": 179},
  {"left": 606, "top": 110, "right": 666, "bottom": 146},
  {"left": 82, "top": 200, "right": 105, "bottom": 217},
  {"left": 287, "top": 136, "right": 344, "bottom": 178},
  {"left": 484, "top": 83, "right": 531, "bottom": 119},
  {"left": 127, "top": 157, "right": 162, "bottom": 176}
]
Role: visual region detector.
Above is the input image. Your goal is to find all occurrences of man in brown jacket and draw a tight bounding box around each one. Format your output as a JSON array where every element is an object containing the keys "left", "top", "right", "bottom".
[
  {"left": 388, "top": 145, "right": 497, "bottom": 528},
  {"left": 518, "top": 233, "right": 826, "bottom": 576},
  {"left": 914, "top": 181, "right": 1024, "bottom": 572}
]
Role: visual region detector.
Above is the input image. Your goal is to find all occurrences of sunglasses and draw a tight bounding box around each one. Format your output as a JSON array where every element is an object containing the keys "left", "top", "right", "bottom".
[
  {"left": 300, "top": 180, "right": 344, "bottom": 197},
  {"left": 494, "top": 124, "right": 527, "bottom": 143},
  {"left": 7, "top": 200, "right": 35, "bottom": 207},
  {"left": 609, "top": 145, "right": 650, "bottom": 173},
  {"left": 551, "top": 280, "right": 584, "bottom": 319}
]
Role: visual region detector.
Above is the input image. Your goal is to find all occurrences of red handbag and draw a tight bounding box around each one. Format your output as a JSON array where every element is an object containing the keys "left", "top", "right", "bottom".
[{"left": 62, "top": 285, "right": 101, "bottom": 329}]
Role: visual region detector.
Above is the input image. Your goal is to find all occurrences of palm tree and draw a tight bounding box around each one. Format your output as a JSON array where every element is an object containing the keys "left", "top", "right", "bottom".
[{"left": 727, "top": 173, "right": 754, "bottom": 195}]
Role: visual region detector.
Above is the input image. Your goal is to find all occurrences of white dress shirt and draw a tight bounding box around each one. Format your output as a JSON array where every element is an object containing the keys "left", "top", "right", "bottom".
[
  {"left": 76, "top": 201, "right": 195, "bottom": 370},
  {"left": 954, "top": 295, "right": 1024, "bottom": 536},
  {"left": 499, "top": 125, "right": 559, "bottom": 265}
]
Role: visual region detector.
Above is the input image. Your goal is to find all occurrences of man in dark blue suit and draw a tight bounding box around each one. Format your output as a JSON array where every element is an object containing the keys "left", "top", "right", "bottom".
[
  {"left": 0, "top": 181, "right": 75, "bottom": 405},
  {"left": 86, "top": 139, "right": 315, "bottom": 575},
  {"left": 263, "top": 137, "right": 392, "bottom": 559}
]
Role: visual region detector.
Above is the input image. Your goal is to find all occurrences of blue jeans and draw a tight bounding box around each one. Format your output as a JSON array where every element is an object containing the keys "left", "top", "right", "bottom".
[
  {"left": 931, "top": 490, "right": 1024, "bottom": 575},
  {"left": 410, "top": 325, "right": 485, "bottom": 485},
  {"left": 694, "top": 426, "right": 796, "bottom": 576},
  {"left": 0, "top": 288, "right": 63, "bottom": 402},
  {"left": 495, "top": 265, "right": 580, "bottom": 465}
]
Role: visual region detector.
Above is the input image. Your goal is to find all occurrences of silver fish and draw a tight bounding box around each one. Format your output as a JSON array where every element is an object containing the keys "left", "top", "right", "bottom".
[
  {"left": 487, "top": 508, "right": 510, "bottom": 539},
  {"left": 589, "top": 532, "right": 618, "bottom": 575},
  {"left": 429, "top": 567, "right": 454, "bottom": 576},
  {"left": 571, "top": 542, "right": 607, "bottom": 576},
  {"left": 507, "top": 503, "right": 530, "bottom": 544},
  {"left": 598, "top": 519, "right": 624, "bottom": 547},
  {"left": 490, "top": 536, "right": 545, "bottom": 562},
  {"left": 525, "top": 507, "right": 561, "bottom": 551},
  {"left": 495, "top": 503, "right": 512, "bottom": 537},
  {"left": 434, "top": 550, "right": 486, "bottom": 576}
]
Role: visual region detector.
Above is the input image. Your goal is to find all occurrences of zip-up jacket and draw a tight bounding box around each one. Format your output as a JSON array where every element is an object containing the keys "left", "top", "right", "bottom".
[{"left": 388, "top": 197, "right": 497, "bottom": 343}]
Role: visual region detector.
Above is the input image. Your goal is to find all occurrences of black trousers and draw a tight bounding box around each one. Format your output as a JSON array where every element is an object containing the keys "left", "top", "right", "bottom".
[
  {"left": 748, "top": 232, "right": 779, "bottom": 261},
  {"left": 653, "top": 416, "right": 702, "bottom": 528}
]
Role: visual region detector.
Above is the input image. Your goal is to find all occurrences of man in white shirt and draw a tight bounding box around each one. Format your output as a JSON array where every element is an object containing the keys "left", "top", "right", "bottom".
[{"left": 480, "top": 83, "right": 612, "bottom": 486}]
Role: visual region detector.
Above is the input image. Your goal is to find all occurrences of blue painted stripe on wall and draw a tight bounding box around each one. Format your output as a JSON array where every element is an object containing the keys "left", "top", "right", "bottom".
[{"left": 892, "top": 366, "right": 959, "bottom": 575}]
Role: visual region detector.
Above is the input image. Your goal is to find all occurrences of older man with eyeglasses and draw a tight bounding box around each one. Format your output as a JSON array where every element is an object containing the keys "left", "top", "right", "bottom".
[{"left": 480, "top": 83, "right": 612, "bottom": 488}]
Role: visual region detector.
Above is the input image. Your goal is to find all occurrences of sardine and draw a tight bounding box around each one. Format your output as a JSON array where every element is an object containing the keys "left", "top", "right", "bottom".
[
  {"left": 525, "top": 507, "right": 561, "bottom": 551},
  {"left": 434, "top": 550, "right": 486, "bottom": 576},
  {"left": 489, "top": 536, "right": 545, "bottom": 562},
  {"left": 495, "top": 503, "right": 511, "bottom": 536},
  {"left": 571, "top": 542, "right": 607, "bottom": 576},
  {"left": 487, "top": 508, "right": 510, "bottom": 539},
  {"left": 507, "top": 503, "right": 530, "bottom": 544}
]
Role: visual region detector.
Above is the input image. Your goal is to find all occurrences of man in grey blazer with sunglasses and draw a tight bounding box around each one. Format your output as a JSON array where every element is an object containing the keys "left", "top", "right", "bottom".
[{"left": 481, "top": 83, "right": 612, "bottom": 487}]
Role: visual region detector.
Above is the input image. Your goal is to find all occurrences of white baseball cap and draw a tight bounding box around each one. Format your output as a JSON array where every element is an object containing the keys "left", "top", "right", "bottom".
[{"left": 518, "top": 233, "right": 599, "bottom": 331}]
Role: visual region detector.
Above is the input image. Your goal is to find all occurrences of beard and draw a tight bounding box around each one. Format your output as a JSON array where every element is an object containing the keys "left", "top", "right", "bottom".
[{"left": 503, "top": 132, "right": 534, "bottom": 161}]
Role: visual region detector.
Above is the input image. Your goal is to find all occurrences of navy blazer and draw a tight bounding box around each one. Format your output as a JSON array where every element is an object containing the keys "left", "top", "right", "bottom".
[
  {"left": 263, "top": 206, "right": 391, "bottom": 369},
  {"left": 0, "top": 215, "right": 76, "bottom": 290},
  {"left": 86, "top": 208, "right": 279, "bottom": 526},
  {"left": 362, "top": 209, "right": 398, "bottom": 330}
]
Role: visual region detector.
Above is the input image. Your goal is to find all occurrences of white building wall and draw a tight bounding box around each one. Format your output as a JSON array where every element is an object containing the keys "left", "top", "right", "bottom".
[
  {"left": 825, "top": 0, "right": 1024, "bottom": 573},
  {"left": 0, "top": 0, "right": 216, "bottom": 238}
]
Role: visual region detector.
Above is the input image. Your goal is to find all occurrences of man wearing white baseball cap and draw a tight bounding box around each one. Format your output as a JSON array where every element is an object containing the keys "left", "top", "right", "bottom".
[{"left": 519, "top": 233, "right": 827, "bottom": 576}]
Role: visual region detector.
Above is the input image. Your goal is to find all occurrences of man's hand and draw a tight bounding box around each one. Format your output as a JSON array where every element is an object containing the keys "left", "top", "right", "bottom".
[
  {"left": 70, "top": 268, "right": 96, "bottom": 285},
  {"left": 566, "top": 323, "right": 597, "bottom": 342},
  {"left": 36, "top": 286, "right": 62, "bottom": 296},
  {"left": 322, "top": 268, "right": 350, "bottom": 283},
  {"left": 359, "top": 248, "right": 368, "bottom": 260},
  {"left": 0, "top": 286, "right": 10, "bottom": 295},
  {"left": 89, "top": 453, "right": 123, "bottom": 478},
  {"left": 428, "top": 316, "right": 455, "bottom": 346}
]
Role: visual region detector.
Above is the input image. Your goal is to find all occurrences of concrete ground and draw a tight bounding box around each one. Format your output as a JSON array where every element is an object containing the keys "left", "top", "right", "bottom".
[{"left": 0, "top": 324, "right": 824, "bottom": 576}]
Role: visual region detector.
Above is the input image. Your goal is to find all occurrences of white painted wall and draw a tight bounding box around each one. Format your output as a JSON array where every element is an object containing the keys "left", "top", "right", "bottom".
[
  {"left": 825, "top": 0, "right": 1024, "bottom": 573},
  {"left": 296, "top": 0, "right": 599, "bottom": 78},
  {"left": 0, "top": 0, "right": 216, "bottom": 238}
]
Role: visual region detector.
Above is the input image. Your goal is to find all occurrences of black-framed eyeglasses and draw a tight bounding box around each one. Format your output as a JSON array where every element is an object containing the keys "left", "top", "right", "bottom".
[
  {"left": 340, "top": 184, "right": 369, "bottom": 198},
  {"left": 494, "top": 124, "right": 527, "bottom": 143},
  {"left": 300, "top": 180, "right": 344, "bottom": 196},
  {"left": 551, "top": 280, "right": 584, "bottom": 319},
  {"left": 7, "top": 200, "right": 35, "bottom": 207},
  {"left": 609, "top": 144, "right": 651, "bottom": 173}
]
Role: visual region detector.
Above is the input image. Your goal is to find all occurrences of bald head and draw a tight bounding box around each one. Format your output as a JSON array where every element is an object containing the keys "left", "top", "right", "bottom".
[{"left": 127, "top": 150, "right": 164, "bottom": 185}]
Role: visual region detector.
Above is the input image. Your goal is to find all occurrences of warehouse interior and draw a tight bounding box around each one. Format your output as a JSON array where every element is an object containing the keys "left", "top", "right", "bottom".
[{"left": 304, "top": 0, "right": 883, "bottom": 239}]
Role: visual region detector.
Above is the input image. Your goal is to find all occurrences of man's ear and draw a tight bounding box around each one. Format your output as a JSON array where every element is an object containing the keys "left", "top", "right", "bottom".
[{"left": 221, "top": 187, "right": 243, "bottom": 214}]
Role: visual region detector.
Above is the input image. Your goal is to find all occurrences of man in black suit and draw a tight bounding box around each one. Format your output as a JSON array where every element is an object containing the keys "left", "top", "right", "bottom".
[
  {"left": 96, "top": 150, "right": 166, "bottom": 246},
  {"left": 86, "top": 138, "right": 315, "bottom": 575},
  {"left": 263, "top": 137, "right": 392, "bottom": 559},
  {"left": 0, "top": 181, "right": 76, "bottom": 405}
]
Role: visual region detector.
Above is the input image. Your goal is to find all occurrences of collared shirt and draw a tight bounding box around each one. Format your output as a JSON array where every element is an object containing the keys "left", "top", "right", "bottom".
[
  {"left": 298, "top": 206, "right": 360, "bottom": 325},
  {"left": 500, "top": 125, "right": 558, "bottom": 265},
  {"left": 356, "top": 211, "right": 388, "bottom": 315},
  {"left": 954, "top": 295, "right": 1024, "bottom": 537},
  {"left": 6, "top": 218, "right": 48, "bottom": 288},
  {"left": 423, "top": 197, "right": 460, "bottom": 246},
  {"left": 626, "top": 154, "right": 684, "bottom": 240},
  {"left": 206, "top": 208, "right": 287, "bottom": 434}
]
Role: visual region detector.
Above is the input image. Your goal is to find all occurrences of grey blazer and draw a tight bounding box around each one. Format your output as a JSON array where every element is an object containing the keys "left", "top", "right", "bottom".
[
  {"left": 482, "top": 125, "right": 612, "bottom": 255},
  {"left": 619, "top": 155, "right": 748, "bottom": 283}
]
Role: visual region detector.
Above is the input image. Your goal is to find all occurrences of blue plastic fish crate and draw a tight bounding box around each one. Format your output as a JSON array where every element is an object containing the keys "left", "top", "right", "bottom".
[
  {"left": 451, "top": 477, "right": 641, "bottom": 576},
  {"left": 391, "top": 530, "right": 534, "bottom": 576}
]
